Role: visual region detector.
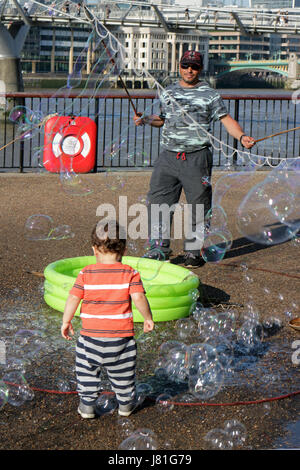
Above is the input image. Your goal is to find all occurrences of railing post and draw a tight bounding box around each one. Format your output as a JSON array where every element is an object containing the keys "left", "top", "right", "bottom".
[
  {"left": 233, "top": 98, "right": 239, "bottom": 167},
  {"left": 19, "top": 139, "right": 24, "bottom": 173},
  {"left": 93, "top": 97, "right": 99, "bottom": 173}
]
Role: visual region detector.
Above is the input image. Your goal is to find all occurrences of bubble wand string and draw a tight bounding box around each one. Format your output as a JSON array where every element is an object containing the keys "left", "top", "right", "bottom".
[
  {"left": 83, "top": 5, "right": 138, "bottom": 115},
  {"left": 0, "top": 113, "right": 58, "bottom": 153}
]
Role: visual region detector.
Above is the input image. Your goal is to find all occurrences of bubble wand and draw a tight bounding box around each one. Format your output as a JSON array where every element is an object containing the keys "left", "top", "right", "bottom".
[{"left": 253, "top": 125, "right": 300, "bottom": 143}]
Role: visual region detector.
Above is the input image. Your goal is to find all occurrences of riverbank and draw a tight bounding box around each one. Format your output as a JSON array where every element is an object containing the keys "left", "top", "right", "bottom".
[{"left": 0, "top": 170, "right": 299, "bottom": 451}]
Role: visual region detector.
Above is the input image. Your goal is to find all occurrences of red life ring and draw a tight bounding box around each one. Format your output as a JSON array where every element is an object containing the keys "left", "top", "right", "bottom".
[{"left": 43, "top": 115, "right": 97, "bottom": 173}]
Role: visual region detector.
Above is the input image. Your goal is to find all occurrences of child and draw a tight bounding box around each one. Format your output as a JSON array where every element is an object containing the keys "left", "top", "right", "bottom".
[{"left": 61, "top": 221, "right": 154, "bottom": 419}]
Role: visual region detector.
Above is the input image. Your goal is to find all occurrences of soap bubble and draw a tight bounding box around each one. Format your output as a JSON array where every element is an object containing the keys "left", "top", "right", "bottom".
[
  {"left": 14, "top": 329, "right": 37, "bottom": 347},
  {"left": 236, "top": 319, "right": 264, "bottom": 353},
  {"left": 214, "top": 339, "right": 234, "bottom": 370},
  {"left": 224, "top": 420, "right": 247, "bottom": 447},
  {"left": 117, "top": 417, "right": 135, "bottom": 437},
  {"left": 158, "top": 341, "right": 186, "bottom": 360},
  {"left": 2, "top": 370, "right": 31, "bottom": 406},
  {"left": 176, "top": 317, "right": 196, "bottom": 340},
  {"left": 136, "top": 382, "right": 153, "bottom": 405},
  {"left": 236, "top": 179, "right": 298, "bottom": 246},
  {"left": 188, "top": 343, "right": 219, "bottom": 375},
  {"left": 212, "top": 171, "right": 256, "bottom": 208},
  {"left": 205, "top": 205, "right": 228, "bottom": 230},
  {"left": 60, "top": 167, "right": 93, "bottom": 196},
  {"left": 201, "top": 230, "right": 229, "bottom": 263},
  {"left": 155, "top": 393, "right": 174, "bottom": 413},
  {"left": 56, "top": 377, "right": 72, "bottom": 392},
  {"left": 25, "top": 214, "right": 53, "bottom": 240},
  {"left": 119, "top": 429, "right": 158, "bottom": 450},
  {"left": 187, "top": 343, "right": 225, "bottom": 399},
  {"left": 188, "top": 288, "right": 200, "bottom": 302},
  {"left": 95, "top": 393, "right": 118, "bottom": 416},
  {"left": 158, "top": 341, "right": 188, "bottom": 383},
  {"left": 262, "top": 317, "right": 282, "bottom": 337},
  {"left": 9, "top": 106, "right": 44, "bottom": 140},
  {"left": 104, "top": 169, "right": 126, "bottom": 191},
  {"left": 188, "top": 361, "right": 224, "bottom": 400},
  {"left": 197, "top": 311, "right": 235, "bottom": 343},
  {"left": 204, "top": 428, "right": 234, "bottom": 450},
  {"left": 47, "top": 225, "right": 75, "bottom": 240}
]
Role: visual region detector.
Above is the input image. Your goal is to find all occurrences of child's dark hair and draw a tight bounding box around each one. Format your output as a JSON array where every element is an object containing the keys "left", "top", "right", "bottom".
[{"left": 91, "top": 220, "right": 126, "bottom": 256}]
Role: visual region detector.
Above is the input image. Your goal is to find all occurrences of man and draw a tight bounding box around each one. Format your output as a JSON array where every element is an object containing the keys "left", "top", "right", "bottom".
[{"left": 133, "top": 50, "right": 254, "bottom": 268}]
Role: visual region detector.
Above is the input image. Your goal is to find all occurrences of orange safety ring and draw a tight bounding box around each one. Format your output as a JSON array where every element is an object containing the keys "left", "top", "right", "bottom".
[{"left": 43, "top": 115, "right": 97, "bottom": 173}]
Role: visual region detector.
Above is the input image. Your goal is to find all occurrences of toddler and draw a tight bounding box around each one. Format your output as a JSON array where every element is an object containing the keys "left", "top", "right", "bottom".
[{"left": 61, "top": 221, "right": 154, "bottom": 418}]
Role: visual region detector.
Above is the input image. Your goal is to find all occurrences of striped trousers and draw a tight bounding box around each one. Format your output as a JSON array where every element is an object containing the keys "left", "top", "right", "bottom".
[{"left": 75, "top": 335, "right": 137, "bottom": 406}]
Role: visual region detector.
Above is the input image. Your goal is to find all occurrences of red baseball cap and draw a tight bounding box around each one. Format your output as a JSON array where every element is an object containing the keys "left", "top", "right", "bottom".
[{"left": 180, "top": 50, "right": 203, "bottom": 67}]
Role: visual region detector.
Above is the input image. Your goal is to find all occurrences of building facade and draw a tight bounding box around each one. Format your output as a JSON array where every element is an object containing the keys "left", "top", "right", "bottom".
[{"left": 21, "top": 23, "right": 210, "bottom": 77}]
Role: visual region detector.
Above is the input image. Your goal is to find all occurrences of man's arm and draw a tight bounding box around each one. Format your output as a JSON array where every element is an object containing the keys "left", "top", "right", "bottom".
[{"left": 220, "top": 114, "right": 255, "bottom": 149}]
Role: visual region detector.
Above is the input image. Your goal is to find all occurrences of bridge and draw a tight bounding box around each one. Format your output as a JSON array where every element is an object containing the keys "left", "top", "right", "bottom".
[
  {"left": 1, "top": 0, "right": 300, "bottom": 92},
  {"left": 2, "top": 1, "right": 300, "bottom": 35},
  {"left": 214, "top": 57, "right": 300, "bottom": 78}
]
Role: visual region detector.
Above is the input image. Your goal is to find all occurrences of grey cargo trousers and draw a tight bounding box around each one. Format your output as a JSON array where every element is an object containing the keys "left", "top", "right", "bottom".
[{"left": 147, "top": 147, "right": 213, "bottom": 255}]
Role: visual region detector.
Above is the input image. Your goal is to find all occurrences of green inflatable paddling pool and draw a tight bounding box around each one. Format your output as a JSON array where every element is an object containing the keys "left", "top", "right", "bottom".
[{"left": 43, "top": 256, "right": 200, "bottom": 322}]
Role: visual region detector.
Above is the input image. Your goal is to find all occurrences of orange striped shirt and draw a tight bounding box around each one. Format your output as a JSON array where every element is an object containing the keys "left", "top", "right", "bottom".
[{"left": 70, "top": 262, "right": 145, "bottom": 338}]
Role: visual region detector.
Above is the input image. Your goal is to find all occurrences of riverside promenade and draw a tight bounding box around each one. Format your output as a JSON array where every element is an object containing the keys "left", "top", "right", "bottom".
[{"left": 0, "top": 170, "right": 299, "bottom": 451}]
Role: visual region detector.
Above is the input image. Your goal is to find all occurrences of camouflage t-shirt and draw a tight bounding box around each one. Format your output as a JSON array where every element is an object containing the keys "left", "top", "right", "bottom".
[{"left": 159, "top": 81, "right": 228, "bottom": 153}]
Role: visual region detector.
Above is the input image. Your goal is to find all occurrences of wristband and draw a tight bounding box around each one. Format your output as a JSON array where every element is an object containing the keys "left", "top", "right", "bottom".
[{"left": 239, "top": 134, "right": 246, "bottom": 146}]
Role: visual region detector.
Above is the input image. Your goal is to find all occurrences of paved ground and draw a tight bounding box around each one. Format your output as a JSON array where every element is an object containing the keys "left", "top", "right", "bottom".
[{"left": 0, "top": 170, "right": 299, "bottom": 452}]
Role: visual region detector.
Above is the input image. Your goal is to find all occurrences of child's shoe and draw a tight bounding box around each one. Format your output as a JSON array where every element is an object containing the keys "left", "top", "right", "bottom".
[
  {"left": 118, "top": 403, "right": 135, "bottom": 417},
  {"left": 78, "top": 401, "right": 96, "bottom": 419}
]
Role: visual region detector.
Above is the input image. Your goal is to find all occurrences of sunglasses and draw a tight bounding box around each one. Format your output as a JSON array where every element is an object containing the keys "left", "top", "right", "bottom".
[{"left": 180, "top": 63, "right": 201, "bottom": 71}]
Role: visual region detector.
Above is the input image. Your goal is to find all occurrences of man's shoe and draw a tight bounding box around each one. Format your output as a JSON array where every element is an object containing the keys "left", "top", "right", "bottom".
[
  {"left": 78, "top": 401, "right": 96, "bottom": 419},
  {"left": 118, "top": 403, "right": 135, "bottom": 417},
  {"left": 143, "top": 249, "right": 169, "bottom": 261},
  {"left": 171, "top": 252, "right": 205, "bottom": 268}
]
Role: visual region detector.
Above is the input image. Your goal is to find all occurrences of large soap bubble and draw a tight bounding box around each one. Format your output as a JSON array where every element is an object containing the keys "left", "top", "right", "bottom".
[
  {"left": 236, "top": 169, "right": 299, "bottom": 245},
  {"left": 25, "top": 214, "right": 53, "bottom": 241}
]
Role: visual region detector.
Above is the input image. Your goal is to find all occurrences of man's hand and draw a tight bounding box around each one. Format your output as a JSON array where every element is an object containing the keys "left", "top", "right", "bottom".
[
  {"left": 240, "top": 135, "right": 255, "bottom": 149},
  {"left": 133, "top": 112, "right": 144, "bottom": 126}
]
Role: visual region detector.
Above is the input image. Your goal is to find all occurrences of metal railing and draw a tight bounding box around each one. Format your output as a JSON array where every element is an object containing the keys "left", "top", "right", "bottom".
[{"left": 1, "top": 91, "right": 299, "bottom": 172}]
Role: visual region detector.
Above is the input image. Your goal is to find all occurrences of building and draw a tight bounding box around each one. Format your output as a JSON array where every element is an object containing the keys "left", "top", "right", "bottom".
[
  {"left": 112, "top": 26, "right": 209, "bottom": 75},
  {"left": 209, "top": 31, "right": 271, "bottom": 62},
  {"left": 21, "top": 23, "right": 210, "bottom": 77},
  {"left": 208, "top": 30, "right": 300, "bottom": 63}
]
